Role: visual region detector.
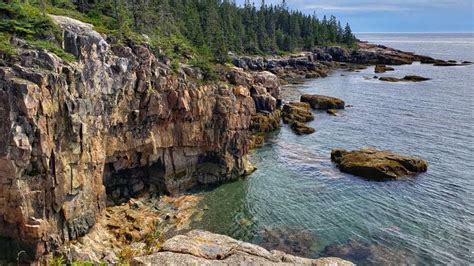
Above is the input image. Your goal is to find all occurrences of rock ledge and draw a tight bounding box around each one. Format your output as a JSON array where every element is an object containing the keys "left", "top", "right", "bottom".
[{"left": 134, "top": 230, "right": 354, "bottom": 266}]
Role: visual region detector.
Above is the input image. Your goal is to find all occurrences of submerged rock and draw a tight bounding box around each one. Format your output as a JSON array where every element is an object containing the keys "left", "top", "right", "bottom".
[
  {"left": 134, "top": 230, "right": 354, "bottom": 266},
  {"left": 322, "top": 239, "right": 416, "bottom": 265},
  {"left": 331, "top": 148, "right": 428, "bottom": 180},
  {"left": 259, "top": 227, "right": 315, "bottom": 257},
  {"left": 301, "top": 95, "right": 345, "bottom": 110}
]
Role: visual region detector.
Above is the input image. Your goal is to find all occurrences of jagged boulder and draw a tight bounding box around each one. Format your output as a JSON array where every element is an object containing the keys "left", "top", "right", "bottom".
[
  {"left": 301, "top": 95, "right": 345, "bottom": 110},
  {"left": 331, "top": 148, "right": 428, "bottom": 180},
  {"left": 133, "top": 230, "right": 354, "bottom": 266}
]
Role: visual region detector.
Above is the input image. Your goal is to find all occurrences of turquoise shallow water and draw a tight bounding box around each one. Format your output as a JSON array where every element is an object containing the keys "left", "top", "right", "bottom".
[{"left": 190, "top": 33, "right": 474, "bottom": 265}]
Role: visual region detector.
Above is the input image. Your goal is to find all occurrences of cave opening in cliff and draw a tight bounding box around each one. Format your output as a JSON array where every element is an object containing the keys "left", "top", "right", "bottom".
[{"left": 103, "top": 158, "right": 166, "bottom": 206}]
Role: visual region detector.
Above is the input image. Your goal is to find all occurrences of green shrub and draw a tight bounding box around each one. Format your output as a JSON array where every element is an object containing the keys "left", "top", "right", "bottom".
[
  {"left": 0, "top": 2, "right": 76, "bottom": 62},
  {"left": 0, "top": 32, "right": 16, "bottom": 56}
]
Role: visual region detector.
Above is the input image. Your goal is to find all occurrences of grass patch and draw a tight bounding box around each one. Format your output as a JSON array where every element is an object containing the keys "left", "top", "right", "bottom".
[
  {"left": 0, "top": 32, "right": 16, "bottom": 56},
  {"left": 0, "top": 2, "right": 77, "bottom": 62}
]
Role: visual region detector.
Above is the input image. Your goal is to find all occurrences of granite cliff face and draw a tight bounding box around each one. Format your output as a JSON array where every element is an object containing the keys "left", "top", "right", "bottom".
[{"left": 0, "top": 16, "right": 281, "bottom": 260}]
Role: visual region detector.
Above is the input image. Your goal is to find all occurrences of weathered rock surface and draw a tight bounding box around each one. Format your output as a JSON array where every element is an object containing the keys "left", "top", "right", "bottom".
[
  {"left": 281, "top": 102, "right": 315, "bottom": 135},
  {"left": 301, "top": 95, "right": 345, "bottom": 110},
  {"left": 231, "top": 42, "right": 456, "bottom": 84},
  {"left": 0, "top": 15, "right": 279, "bottom": 261},
  {"left": 282, "top": 102, "right": 314, "bottom": 124},
  {"left": 379, "top": 75, "right": 430, "bottom": 82},
  {"left": 291, "top": 121, "right": 316, "bottom": 135},
  {"left": 133, "top": 230, "right": 354, "bottom": 266},
  {"left": 331, "top": 148, "right": 428, "bottom": 180}
]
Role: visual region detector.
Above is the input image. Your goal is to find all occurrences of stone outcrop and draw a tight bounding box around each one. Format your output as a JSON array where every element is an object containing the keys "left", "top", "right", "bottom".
[
  {"left": 133, "top": 230, "right": 354, "bottom": 266},
  {"left": 291, "top": 121, "right": 316, "bottom": 135},
  {"left": 282, "top": 102, "right": 315, "bottom": 135},
  {"left": 301, "top": 95, "right": 345, "bottom": 110},
  {"left": 282, "top": 102, "right": 314, "bottom": 124},
  {"left": 331, "top": 148, "right": 428, "bottom": 180},
  {"left": 379, "top": 75, "right": 430, "bottom": 82},
  {"left": 0, "top": 15, "right": 280, "bottom": 261},
  {"left": 231, "top": 42, "right": 456, "bottom": 83}
]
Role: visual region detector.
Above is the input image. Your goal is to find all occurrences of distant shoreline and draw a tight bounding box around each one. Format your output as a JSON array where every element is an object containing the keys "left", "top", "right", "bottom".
[{"left": 355, "top": 32, "right": 474, "bottom": 34}]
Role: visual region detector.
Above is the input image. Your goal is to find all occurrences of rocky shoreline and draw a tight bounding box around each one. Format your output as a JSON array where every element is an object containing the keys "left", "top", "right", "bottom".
[{"left": 0, "top": 14, "right": 460, "bottom": 264}]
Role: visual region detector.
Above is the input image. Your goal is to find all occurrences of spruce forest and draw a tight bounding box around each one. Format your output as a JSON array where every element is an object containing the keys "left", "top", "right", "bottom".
[{"left": 1, "top": 0, "right": 356, "bottom": 64}]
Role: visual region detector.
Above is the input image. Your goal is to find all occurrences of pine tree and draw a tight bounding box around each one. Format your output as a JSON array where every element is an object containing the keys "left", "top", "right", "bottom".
[{"left": 343, "top": 23, "right": 355, "bottom": 46}]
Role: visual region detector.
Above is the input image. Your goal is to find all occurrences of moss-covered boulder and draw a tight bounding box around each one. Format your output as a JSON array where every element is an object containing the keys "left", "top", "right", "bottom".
[
  {"left": 291, "top": 121, "right": 316, "bottom": 135},
  {"left": 301, "top": 95, "right": 345, "bottom": 110},
  {"left": 331, "top": 148, "right": 428, "bottom": 180},
  {"left": 282, "top": 102, "right": 314, "bottom": 124}
]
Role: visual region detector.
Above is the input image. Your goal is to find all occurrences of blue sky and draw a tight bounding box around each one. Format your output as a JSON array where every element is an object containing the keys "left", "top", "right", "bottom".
[{"left": 236, "top": 0, "right": 474, "bottom": 32}]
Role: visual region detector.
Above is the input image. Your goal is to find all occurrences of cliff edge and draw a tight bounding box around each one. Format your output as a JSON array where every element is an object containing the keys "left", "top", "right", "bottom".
[{"left": 0, "top": 15, "right": 280, "bottom": 260}]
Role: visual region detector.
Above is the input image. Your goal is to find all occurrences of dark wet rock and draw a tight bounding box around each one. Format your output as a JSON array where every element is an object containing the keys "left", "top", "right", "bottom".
[
  {"left": 331, "top": 148, "right": 428, "bottom": 180},
  {"left": 379, "top": 75, "right": 430, "bottom": 82},
  {"left": 321, "top": 239, "right": 416, "bottom": 265},
  {"left": 301, "top": 95, "right": 345, "bottom": 110},
  {"left": 433, "top": 61, "right": 458, "bottom": 66},
  {"left": 402, "top": 75, "right": 430, "bottom": 82},
  {"left": 435, "top": 60, "right": 472, "bottom": 66},
  {"left": 291, "top": 121, "right": 316, "bottom": 135},
  {"left": 379, "top": 76, "right": 400, "bottom": 82}
]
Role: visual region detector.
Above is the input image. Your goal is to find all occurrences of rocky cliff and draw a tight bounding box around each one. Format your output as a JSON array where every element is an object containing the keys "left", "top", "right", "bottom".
[{"left": 0, "top": 16, "right": 281, "bottom": 261}]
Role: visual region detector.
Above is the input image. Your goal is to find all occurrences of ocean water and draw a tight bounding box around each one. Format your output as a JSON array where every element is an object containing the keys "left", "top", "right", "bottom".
[{"left": 190, "top": 33, "right": 474, "bottom": 265}]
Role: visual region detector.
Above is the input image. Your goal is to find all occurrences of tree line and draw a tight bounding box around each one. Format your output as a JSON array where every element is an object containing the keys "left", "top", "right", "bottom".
[{"left": 45, "top": 0, "right": 356, "bottom": 62}]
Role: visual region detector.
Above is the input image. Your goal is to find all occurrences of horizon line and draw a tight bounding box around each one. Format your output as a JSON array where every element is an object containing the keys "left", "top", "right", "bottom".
[{"left": 355, "top": 32, "right": 474, "bottom": 34}]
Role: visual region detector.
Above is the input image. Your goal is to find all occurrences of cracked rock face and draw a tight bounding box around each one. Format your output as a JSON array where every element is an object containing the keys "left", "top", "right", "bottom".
[
  {"left": 0, "top": 16, "right": 280, "bottom": 261},
  {"left": 133, "top": 230, "right": 354, "bottom": 266}
]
